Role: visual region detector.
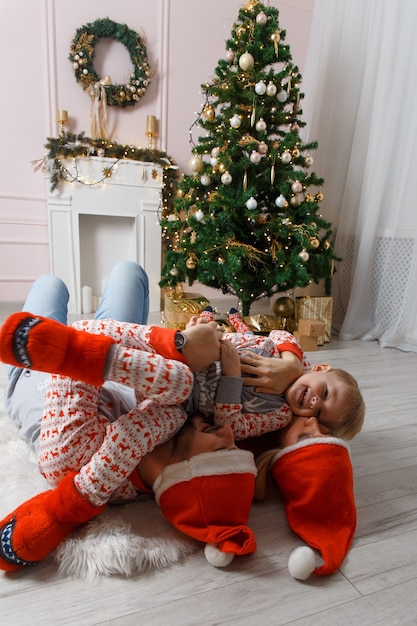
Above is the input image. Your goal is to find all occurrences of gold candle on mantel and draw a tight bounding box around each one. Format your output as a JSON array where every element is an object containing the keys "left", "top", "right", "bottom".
[
  {"left": 56, "top": 109, "right": 68, "bottom": 135},
  {"left": 146, "top": 115, "right": 157, "bottom": 148},
  {"left": 56, "top": 109, "right": 68, "bottom": 123}
]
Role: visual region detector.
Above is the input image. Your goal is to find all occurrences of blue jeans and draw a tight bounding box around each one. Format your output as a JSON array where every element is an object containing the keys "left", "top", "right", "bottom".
[{"left": 5, "top": 261, "right": 149, "bottom": 451}]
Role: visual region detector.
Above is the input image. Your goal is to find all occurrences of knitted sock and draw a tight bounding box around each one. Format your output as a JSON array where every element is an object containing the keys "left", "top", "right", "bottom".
[
  {"left": 105, "top": 344, "right": 193, "bottom": 405},
  {"left": 199, "top": 306, "right": 214, "bottom": 322},
  {"left": 228, "top": 308, "right": 252, "bottom": 334},
  {"left": 0, "top": 312, "right": 115, "bottom": 386},
  {"left": 0, "top": 472, "right": 105, "bottom": 571}
]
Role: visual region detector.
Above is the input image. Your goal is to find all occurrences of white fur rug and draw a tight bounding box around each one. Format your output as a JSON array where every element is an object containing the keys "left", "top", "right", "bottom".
[{"left": 0, "top": 402, "right": 198, "bottom": 579}]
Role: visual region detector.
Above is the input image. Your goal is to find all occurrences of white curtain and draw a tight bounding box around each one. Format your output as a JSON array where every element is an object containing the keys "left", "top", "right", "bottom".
[{"left": 300, "top": 0, "right": 417, "bottom": 352}]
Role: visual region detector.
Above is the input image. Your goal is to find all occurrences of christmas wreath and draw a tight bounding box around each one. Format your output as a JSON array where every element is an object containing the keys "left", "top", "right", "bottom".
[{"left": 69, "top": 17, "right": 151, "bottom": 108}]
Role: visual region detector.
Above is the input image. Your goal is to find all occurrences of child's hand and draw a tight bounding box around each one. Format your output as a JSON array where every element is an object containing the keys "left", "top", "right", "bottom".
[{"left": 220, "top": 340, "right": 241, "bottom": 377}]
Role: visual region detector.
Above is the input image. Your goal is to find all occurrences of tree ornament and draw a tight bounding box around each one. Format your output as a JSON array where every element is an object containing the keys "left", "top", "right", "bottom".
[
  {"left": 225, "top": 49, "right": 235, "bottom": 62},
  {"left": 189, "top": 155, "right": 204, "bottom": 172},
  {"left": 221, "top": 172, "right": 232, "bottom": 185},
  {"left": 258, "top": 141, "right": 268, "bottom": 155},
  {"left": 211, "top": 146, "right": 221, "bottom": 158},
  {"left": 246, "top": 196, "right": 258, "bottom": 210},
  {"left": 186, "top": 256, "right": 197, "bottom": 269},
  {"left": 195, "top": 209, "right": 205, "bottom": 221},
  {"left": 256, "top": 11, "right": 268, "bottom": 25},
  {"left": 291, "top": 180, "right": 303, "bottom": 194},
  {"left": 305, "top": 155, "right": 314, "bottom": 167},
  {"left": 69, "top": 18, "right": 151, "bottom": 108},
  {"left": 271, "top": 30, "right": 281, "bottom": 55},
  {"left": 167, "top": 213, "right": 178, "bottom": 222},
  {"left": 255, "top": 118, "right": 267, "bottom": 132},
  {"left": 230, "top": 114, "right": 242, "bottom": 128},
  {"left": 292, "top": 147, "right": 301, "bottom": 158},
  {"left": 310, "top": 237, "right": 320, "bottom": 249},
  {"left": 273, "top": 296, "right": 295, "bottom": 318},
  {"left": 277, "top": 90, "right": 288, "bottom": 103},
  {"left": 281, "top": 151, "right": 292, "bottom": 164},
  {"left": 239, "top": 52, "right": 255, "bottom": 71},
  {"left": 290, "top": 194, "right": 302, "bottom": 206},
  {"left": 250, "top": 150, "right": 262, "bottom": 164},
  {"left": 217, "top": 256, "right": 225, "bottom": 264},
  {"left": 315, "top": 191, "right": 324, "bottom": 202},
  {"left": 200, "top": 174, "right": 211, "bottom": 186},
  {"left": 275, "top": 194, "right": 287, "bottom": 208},
  {"left": 299, "top": 249, "right": 309, "bottom": 262},
  {"left": 170, "top": 266, "right": 179, "bottom": 276},
  {"left": 266, "top": 81, "right": 277, "bottom": 96},
  {"left": 256, "top": 213, "right": 268, "bottom": 224},
  {"left": 323, "top": 240, "right": 331, "bottom": 250},
  {"left": 255, "top": 80, "right": 267, "bottom": 95},
  {"left": 210, "top": 157, "right": 218, "bottom": 167},
  {"left": 203, "top": 105, "right": 215, "bottom": 121}
]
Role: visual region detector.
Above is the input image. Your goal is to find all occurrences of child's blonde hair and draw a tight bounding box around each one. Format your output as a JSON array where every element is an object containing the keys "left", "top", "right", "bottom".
[
  {"left": 254, "top": 448, "right": 281, "bottom": 502},
  {"left": 330, "top": 369, "right": 365, "bottom": 440}
]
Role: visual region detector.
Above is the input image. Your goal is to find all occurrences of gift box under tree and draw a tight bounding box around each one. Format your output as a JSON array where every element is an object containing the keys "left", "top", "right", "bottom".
[
  {"left": 295, "top": 297, "right": 333, "bottom": 344},
  {"left": 163, "top": 291, "right": 210, "bottom": 329}
]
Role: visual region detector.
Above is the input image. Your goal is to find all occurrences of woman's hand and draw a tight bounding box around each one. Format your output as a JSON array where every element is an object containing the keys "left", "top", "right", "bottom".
[{"left": 240, "top": 350, "right": 303, "bottom": 395}]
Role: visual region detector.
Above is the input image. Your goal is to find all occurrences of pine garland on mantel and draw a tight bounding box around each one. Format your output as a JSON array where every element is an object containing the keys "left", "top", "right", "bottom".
[{"left": 37, "top": 131, "right": 179, "bottom": 215}]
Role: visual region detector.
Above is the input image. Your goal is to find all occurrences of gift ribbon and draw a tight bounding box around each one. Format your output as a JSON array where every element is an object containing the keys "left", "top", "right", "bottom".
[{"left": 88, "top": 76, "right": 111, "bottom": 139}]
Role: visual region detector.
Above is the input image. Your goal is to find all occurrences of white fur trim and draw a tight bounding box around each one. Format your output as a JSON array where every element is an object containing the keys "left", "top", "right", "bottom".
[
  {"left": 153, "top": 449, "right": 256, "bottom": 504},
  {"left": 270, "top": 436, "right": 350, "bottom": 467},
  {"left": 204, "top": 543, "right": 235, "bottom": 567}
]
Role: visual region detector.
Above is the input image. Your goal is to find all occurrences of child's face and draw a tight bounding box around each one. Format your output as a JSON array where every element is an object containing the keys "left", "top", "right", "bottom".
[
  {"left": 278, "top": 415, "right": 332, "bottom": 448},
  {"left": 284, "top": 365, "right": 348, "bottom": 432}
]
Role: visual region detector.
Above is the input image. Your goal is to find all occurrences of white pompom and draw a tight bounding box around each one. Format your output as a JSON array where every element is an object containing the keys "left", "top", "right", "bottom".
[
  {"left": 288, "top": 546, "right": 316, "bottom": 580},
  {"left": 204, "top": 543, "right": 234, "bottom": 568}
]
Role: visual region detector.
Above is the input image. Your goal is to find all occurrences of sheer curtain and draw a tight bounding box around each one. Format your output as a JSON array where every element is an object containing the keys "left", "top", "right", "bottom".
[{"left": 300, "top": 0, "right": 417, "bottom": 352}]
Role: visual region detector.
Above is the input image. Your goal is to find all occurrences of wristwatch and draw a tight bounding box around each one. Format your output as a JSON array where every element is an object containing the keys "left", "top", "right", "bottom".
[{"left": 174, "top": 330, "right": 187, "bottom": 353}]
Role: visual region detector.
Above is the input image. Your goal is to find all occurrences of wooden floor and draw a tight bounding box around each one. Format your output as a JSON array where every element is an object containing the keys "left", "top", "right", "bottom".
[{"left": 1, "top": 306, "right": 417, "bottom": 625}]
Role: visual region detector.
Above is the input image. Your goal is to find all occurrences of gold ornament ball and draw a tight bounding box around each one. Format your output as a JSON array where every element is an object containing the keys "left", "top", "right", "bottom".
[
  {"left": 186, "top": 257, "right": 197, "bottom": 269},
  {"left": 323, "top": 240, "right": 331, "bottom": 250},
  {"left": 310, "top": 237, "right": 320, "bottom": 249},
  {"left": 273, "top": 296, "right": 295, "bottom": 318}
]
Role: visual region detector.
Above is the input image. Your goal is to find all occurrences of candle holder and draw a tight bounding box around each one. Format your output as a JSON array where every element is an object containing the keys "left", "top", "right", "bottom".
[
  {"left": 146, "top": 115, "right": 157, "bottom": 149},
  {"left": 56, "top": 109, "right": 68, "bottom": 135}
]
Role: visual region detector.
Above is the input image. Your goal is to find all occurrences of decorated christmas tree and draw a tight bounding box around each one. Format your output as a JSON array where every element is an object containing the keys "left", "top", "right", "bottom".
[{"left": 160, "top": 0, "right": 337, "bottom": 316}]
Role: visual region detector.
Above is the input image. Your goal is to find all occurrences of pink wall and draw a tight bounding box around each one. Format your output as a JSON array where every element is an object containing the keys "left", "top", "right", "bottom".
[{"left": 0, "top": 0, "right": 315, "bottom": 303}]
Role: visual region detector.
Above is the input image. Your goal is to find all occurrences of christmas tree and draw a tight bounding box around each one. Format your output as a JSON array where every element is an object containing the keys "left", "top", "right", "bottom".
[{"left": 160, "top": 0, "right": 337, "bottom": 316}]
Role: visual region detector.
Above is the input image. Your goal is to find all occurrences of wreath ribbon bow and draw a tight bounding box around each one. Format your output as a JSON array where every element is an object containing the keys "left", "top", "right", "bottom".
[{"left": 88, "top": 76, "right": 111, "bottom": 139}]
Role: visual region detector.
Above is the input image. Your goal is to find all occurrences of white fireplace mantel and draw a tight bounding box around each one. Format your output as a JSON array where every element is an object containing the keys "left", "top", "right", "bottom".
[{"left": 47, "top": 156, "right": 163, "bottom": 314}]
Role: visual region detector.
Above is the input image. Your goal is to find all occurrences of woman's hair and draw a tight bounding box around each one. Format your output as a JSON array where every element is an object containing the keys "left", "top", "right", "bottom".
[
  {"left": 331, "top": 369, "right": 365, "bottom": 440},
  {"left": 254, "top": 447, "right": 281, "bottom": 502}
]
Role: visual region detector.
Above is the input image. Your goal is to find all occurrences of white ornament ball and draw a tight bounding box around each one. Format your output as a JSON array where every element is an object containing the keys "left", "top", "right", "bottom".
[
  {"left": 226, "top": 49, "right": 235, "bottom": 62},
  {"left": 210, "top": 157, "right": 218, "bottom": 167},
  {"left": 258, "top": 142, "right": 268, "bottom": 155},
  {"left": 200, "top": 174, "right": 211, "bottom": 186},
  {"left": 204, "top": 543, "right": 234, "bottom": 568},
  {"left": 281, "top": 151, "right": 292, "bottom": 164},
  {"left": 167, "top": 213, "right": 177, "bottom": 222},
  {"left": 189, "top": 156, "right": 204, "bottom": 173},
  {"left": 211, "top": 146, "right": 220, "bottom": 158},
  {"left": 275, "top": 194, "right": 287, "bottom": 208},
  {"left": 246, "top": 196, "right": 258, "bottom": 210},
  {"left": 256, "top": 11, "right": 268, "bottom": 25},
  {"left": 291, "top": 180, "right": 303, "bottom": 194},
  {"left": 288, "top": 546, "right": 316, "bottom": 580},
  {"left": 305, "top": 155, "right": 314, "bottom": 167},
  {"left": 221, "top": 172, "right": 232, "bottom": 185},
  {"left": 250, "top": 150, "right": 262, "bottom": 164},
  {"left": 169, "top": 266, "right": 179, "bottom": 276},
  {"left": 239, "top": 52, "right": 255, "bottom": 71},
  {"left": 255, "top": 81, "right": 266, "bottom": 95},
  {"left": 299, "top": 249, "right": 310, "bottom": 262},
  {"left": 266, "top": 82, "right": 277, "bottom": 97},
  {"left": 277, "top": 90, "right": 288, "bottom": 103},
  {"left": 195, "top": 209, "right": 204, "bottom": 222},
  {"left": 230, "top": 114, "right": 242, "bottom": 128},
  {"left": 255, "top": 118, "right": 267, "bottom": 132},
  {"left": 82, "top": 68, "right": 89, "bottom": 75}
]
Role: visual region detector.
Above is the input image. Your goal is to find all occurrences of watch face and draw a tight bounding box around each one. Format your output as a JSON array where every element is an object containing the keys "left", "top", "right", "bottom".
[{"left": 175, "top": 331, "right": 186, "bottom": 351}]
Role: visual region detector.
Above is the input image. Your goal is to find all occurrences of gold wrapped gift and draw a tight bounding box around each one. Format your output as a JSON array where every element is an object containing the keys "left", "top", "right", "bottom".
[
  {"left": 242, "top": 314, "right": 286, "bottom": 334},
  {"left": 295, "top": 296, "right": 333, "bottom": 344},
  {"left": 164, "top": 292, "right": 210, "bottom": 329}
]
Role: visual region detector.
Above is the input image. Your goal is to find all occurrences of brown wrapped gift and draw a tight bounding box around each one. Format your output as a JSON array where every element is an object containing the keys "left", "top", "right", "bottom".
[
  {"left": 295, "top": 296, "right": 333, "bottom": 344},
  {"left": 164, "top": 292, "right": 210, "bottom": 329}
]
